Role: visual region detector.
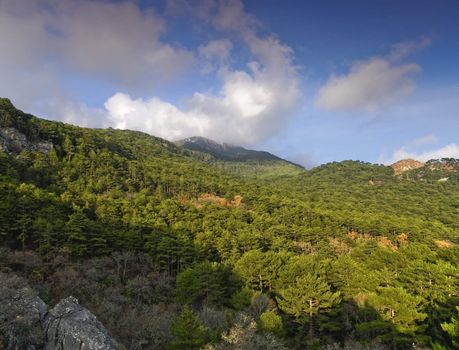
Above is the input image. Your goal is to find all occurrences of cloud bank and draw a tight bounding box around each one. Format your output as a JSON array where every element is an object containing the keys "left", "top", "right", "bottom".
[
  {"left": 104, "top": 0, "right": 300, "bottom": 144},
  {"left": 316, "top": 38, "right": 429, "bottom": 113},
  {"left": 0, "top": 0, "right": 193, "bottom": 87},
  {"left": 0, "top": 0, "right": 299, "bottom": 145}
]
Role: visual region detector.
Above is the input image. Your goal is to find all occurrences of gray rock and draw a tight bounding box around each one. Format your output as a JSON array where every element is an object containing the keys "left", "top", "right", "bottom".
[
  {"left": 0, "top": 273, "right": 47, "bottom": 350},
  {"left": 0, "top": 127, "right": 52, "bottom": 153},
  {"left": 44, "top": 296, "right": 120, "bottom": 350}
]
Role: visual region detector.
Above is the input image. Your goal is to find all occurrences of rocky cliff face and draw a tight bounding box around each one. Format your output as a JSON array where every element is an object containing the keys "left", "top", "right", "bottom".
[
  {"left": 0, "top": 127, "right": 53, "bottom": 153},
  {"left": 0, "top": 273, "right": 120, "bottom": 350}
]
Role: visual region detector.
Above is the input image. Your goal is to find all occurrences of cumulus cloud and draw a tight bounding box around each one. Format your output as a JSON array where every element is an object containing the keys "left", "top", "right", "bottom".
[
  {"left": 54, "top": 0, "right": 193, "bottom": 85},
  {"left": 2, "top": 0, "right": 193, "bottom": 86},
  {"left": 105, "top": 0, "right": 300, "bottom": 145},
  {"left": 198, "top": 39, "right": 233, "bottom": 73},
  {"left": 0, "top": 0, "right": 299, "bottom": 145},
  {"left": 316, "top": 59, "right": 420, "bottom": 112},
  {"left": 0, "top": 0, "right": 193, "bottom": 123},
  {"left": 315, "top": 38, "right": 430, "bottom": 113},
  {"left": 380, "top": 135, "right": 459, "bottom": 164},
  {"left": 199, "top": 39, "right": 233, "bottom": 62}
]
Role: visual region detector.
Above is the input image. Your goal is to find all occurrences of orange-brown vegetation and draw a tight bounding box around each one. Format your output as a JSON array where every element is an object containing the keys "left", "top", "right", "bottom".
[
  {"left": 434, "top": 239, "right": 455, "bottom": 249},
  {"left": 346, "top": 231, "right": 408, "bottom": 251},
  {"left": 193, "top": 193, "right": 243, "bottom": 208},
  {"left": 329, "top": 237, "right": 351, "bottom": 255},
  {"left": 377, "top": 236, "right": 398, "bottom": 251}
]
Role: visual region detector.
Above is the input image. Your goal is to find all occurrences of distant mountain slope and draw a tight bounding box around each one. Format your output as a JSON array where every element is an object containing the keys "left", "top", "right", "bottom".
[
  {"left": 175, "top": 136, "right": 304, "bottom": 178},
  {"left": 400, "top": 158, "right": 459, "bottom": 182},
  {"left": 175, "top": 136, "right": 286, "bottom": 162}
]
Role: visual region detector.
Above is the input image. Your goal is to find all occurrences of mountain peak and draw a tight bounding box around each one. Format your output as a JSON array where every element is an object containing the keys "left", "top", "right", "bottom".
[
  {"left": 179, "top": 136, "right": 229, "bottom": 152},
  {"left": 175, "top": 136, "right": 287, "bottom": 163}
]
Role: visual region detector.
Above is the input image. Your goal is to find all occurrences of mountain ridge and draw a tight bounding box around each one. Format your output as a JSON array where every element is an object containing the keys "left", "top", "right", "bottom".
[{"left": 175, "top": 136, "right": 303, "bottom": 167}]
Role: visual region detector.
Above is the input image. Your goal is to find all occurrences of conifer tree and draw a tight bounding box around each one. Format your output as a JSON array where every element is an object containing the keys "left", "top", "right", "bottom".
[{"left": 169, "top": 305, "right": 209, "bottom": 350}]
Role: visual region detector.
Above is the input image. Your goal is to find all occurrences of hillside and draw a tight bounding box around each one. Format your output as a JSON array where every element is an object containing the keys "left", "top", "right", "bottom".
[{"left": 0, "top": 98, "right": 458, "bottom": 350}]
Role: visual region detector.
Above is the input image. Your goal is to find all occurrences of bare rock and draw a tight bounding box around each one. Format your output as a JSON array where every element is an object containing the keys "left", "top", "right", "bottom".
[
  {"left": 0, "top": 272, "right": 47, "bottom": 350},
  {"left": 0, "top": 127, "right": 52, "bottom": 153},
  {"left": 44, "top": 296, "right": 120, "bottom": 350},
  {"left": 390, "top": 158, "right": 424, "bottom": 176}
]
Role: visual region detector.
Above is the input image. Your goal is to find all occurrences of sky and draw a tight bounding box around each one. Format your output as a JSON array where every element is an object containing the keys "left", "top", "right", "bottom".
[{"left": 0, "top": 0, "right": 458, "bottom": 167}]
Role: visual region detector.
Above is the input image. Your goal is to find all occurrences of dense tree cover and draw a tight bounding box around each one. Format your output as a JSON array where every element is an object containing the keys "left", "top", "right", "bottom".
[{"left": 0, "top": 97, "right": 458, "bottom": 349}]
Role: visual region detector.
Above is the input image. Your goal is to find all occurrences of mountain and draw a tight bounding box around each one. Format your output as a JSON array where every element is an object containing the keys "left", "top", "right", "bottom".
[
  {"left": 175, "top": 136, "right": 304, "bottom": 178},
  {"left": 0, "top": 97, "right": 458, "bottom": 350},
  {"left": 175, "top": 136, "right": 287, "bottom": 162}
]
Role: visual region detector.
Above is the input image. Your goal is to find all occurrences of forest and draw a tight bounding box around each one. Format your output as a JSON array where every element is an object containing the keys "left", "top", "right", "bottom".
[{"left": 0, "top": 97, "right": 458, "bottom": 350}]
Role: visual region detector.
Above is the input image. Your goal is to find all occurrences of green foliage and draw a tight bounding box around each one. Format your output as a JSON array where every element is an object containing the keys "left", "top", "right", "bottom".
[
  {"left": 169, "top": 305, "right": 209, "bottom": 350},
  {"left": 175, "top": 261, "right": 240, "bottom": 307},
  {"left": 438, "top": 306, "right": 459, "bottom": 349},
  {"left": 259, "top": 310, "right": 285, "bottom": 337},
  {"left": 367, "top": 287, "right": 427, "bottom": 336},
  {"left": 0, "top": 99, "right": 458, "bottom": 349},
  {"left": 277, "top": 273, "right": 340, "bottom": 319},
  {"left": 235, "top": 250, "right": 290, "bottom": 292},
  {"left": 229, "top": 287, "right": 253, "bottom": 311}
]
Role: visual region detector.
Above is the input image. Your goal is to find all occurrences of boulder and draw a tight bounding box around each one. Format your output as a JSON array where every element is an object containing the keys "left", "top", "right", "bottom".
[
  {"left": 0, "top": 273, "right": 47, "bottom": 350},
  {"left": 44, "top": 296, "right": 119, "bottom": 350}
]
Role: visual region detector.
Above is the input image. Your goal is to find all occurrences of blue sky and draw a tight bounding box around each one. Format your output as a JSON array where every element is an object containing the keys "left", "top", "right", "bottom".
[{"left": 0, "top": 0, "right": 458, "bottom": 167}]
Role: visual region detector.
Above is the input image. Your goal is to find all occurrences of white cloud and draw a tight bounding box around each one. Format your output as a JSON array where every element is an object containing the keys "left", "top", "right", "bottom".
[
  {"left": 315, "top": 37, "right": 431, "bottom": 113},
  {"left": 54, "top": 0, "right": 194, "bottom": 86},
  {"left": 104, "top": 0, "right": 300, "bottom": 145},
  {"left": 0, "top": 0, "right": 194, "bottom": 124},
  {"left": 316, "top": 58, "right": 420, "bottom": 112},
  {"left": 0, "top": 0, "right": 194, "bottom": 87},
  {"left": 198, "top": 39, "right": 233, "bottom": 73},
  {"left": 105, "top": 35, "right": 299, "bottom": 144},
  {"left": 380, "top": 135, "right": 459, "bottom": 164},
  {"left": 389, "top": 144, "right": 459, "bottom": 163},
  {"left": 0, "top": 0, "right": 299, "bottom": 145},
  {"left": 105, "top": 93, "right": 210, "bottom": 140},
  {"left": 199, "top": 39, "right": 233, "bottom": 62}
]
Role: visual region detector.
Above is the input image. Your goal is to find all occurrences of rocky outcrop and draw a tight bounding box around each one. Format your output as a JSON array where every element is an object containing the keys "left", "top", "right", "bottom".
[
  {"left": 0, "top": 127, "right": 52, "bottom": 153},
  {"left": 44, "top": 296, "right": 120, "bottom": 350},
  {"left": 0, "top": 273, "right": 47, "bottom": 350},
  {"left": 0, "top": 273, "right": 120, "bottom": 350},
  {"left": 390, "top": 158, "right": 424, "bottom": 175}
]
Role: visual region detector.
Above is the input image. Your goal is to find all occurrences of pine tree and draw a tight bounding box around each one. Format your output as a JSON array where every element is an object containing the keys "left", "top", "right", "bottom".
[
  {"left": 277, "top": 273, "right": 340, "bottom": 341},
  {"left": 169, "top": 305, "right": 209, "bottom": 350},
  {"left": 439, "top": 306, "right": 459, "bottom": 349}
]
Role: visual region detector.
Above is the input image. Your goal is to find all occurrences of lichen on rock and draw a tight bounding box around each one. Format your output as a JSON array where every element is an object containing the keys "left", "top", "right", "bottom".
[{"left": 44, "top": 296, "right": 119, "bottom": 350}]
